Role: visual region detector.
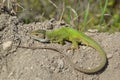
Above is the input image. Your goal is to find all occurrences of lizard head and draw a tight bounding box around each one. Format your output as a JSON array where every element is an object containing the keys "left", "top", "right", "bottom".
[
  {"left": 30, "top": 29, "right": 50, "bottom": 43},
  {"left": 31, "top": 29, "right": 46, "bottom": 39}
]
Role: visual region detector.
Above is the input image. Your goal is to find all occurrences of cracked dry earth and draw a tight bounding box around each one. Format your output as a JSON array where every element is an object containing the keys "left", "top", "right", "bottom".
[{"left": 0, "top": 14, "right": 120, "bottom": 80}]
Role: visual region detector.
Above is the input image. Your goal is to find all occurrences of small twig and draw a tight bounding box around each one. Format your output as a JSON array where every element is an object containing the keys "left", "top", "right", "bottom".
[
  {"left": 48, "top": 0, "right": 58, "bottom": 8},
  {"left": 59, "top": 1, "right": 65, "bottom": 22}
]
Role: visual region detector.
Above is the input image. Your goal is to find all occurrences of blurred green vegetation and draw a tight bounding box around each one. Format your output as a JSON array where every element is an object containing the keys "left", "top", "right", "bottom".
[{"left": 2, "top": 0, "right": 120, "bottom": 32}]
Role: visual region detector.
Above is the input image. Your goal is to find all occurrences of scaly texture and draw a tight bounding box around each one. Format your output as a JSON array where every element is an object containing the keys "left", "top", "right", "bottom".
[{"left": 31, "top": 27, "right": 107, "bottom": 74}]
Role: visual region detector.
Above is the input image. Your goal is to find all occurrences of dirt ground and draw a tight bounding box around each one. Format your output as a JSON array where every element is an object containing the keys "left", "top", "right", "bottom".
[{"left": 0, "top": 14, "right": 120, "bottom": 80}]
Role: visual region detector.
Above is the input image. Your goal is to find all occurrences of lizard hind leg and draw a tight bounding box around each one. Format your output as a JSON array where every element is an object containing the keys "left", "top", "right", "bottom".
[
  {"left": 66, "top": 39, "right": 79, "bottom": 52},
  {"left": 71, "top": 39, "right": 79, "bottom": 49}
]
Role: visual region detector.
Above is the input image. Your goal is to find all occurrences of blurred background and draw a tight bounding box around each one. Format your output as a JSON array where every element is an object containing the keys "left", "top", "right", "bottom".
[{"left": 0, "top": 0, "right": 120, "bottom": 32}]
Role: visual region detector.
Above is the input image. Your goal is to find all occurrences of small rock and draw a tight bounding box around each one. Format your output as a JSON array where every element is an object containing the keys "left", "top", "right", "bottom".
[
  {"left": 107, "top": 53, "right": 113, "bottom": 59},
  {"left": 88, "top": 29, "right": 98, "bottom": 33},
  {"left": 54, "top": 68, "right": 61, "bottom": 73},
  {"left": 82, "top": 46, "right": 87, "bottom": 49},
  {"left": 2, "top": 41, "right": 12, "bottom": 50}
]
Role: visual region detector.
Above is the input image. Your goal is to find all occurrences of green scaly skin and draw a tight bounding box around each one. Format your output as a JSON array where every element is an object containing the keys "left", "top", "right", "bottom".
[{"left": 31, "top": 27, "right": 107, "bottom": 74}]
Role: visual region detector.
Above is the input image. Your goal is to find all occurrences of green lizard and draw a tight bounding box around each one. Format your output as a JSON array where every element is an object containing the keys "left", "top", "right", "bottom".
[{"left": 30, "top": 27, "right": 107, "bottom": 74}]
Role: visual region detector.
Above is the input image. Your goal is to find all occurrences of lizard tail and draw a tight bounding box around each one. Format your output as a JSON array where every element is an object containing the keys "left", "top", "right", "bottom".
[{"left": 72, "top": 46, "right": 107, "bottom": 74}]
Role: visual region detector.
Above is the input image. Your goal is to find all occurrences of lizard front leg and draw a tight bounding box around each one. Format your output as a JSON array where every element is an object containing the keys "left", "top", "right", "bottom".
[
  {"left": 69, "top": 37, "right": 79, "bottom": 49},
  {"left": 50, "top": 38, "right": 65, "bottom": 45}
]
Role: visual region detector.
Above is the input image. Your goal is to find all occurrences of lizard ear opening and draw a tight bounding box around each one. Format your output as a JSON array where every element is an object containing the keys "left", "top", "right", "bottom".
[{"left": 38, "top": 29, "right": 46, "bottom": 39}]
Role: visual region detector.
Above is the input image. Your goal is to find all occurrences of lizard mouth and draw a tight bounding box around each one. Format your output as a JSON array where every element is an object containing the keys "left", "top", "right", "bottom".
[{"left": 31, "top": 35, "right": 50, "bottom": 43}]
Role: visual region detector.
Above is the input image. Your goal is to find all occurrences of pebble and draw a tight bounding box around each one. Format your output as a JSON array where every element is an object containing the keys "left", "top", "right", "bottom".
[
  {"left": 107, "top": 53, "right": 113, "bottom": 59},
  {"left": 2, "top": 41, "right": 12, "bottom": 50}
]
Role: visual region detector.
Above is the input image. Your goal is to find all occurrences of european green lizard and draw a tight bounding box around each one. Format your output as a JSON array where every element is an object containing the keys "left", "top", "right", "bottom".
[{"left": 30, "top": 27, "right": 107, "bottom": 74}]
